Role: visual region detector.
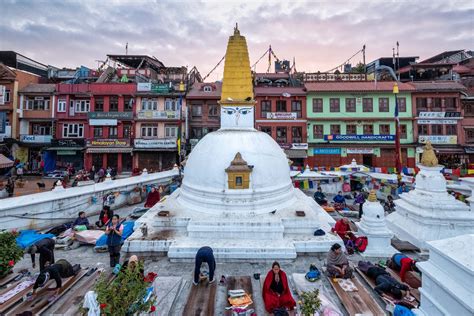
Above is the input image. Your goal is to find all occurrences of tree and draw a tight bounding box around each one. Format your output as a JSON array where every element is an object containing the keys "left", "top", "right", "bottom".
[
  {"left": 351, "top": 62, "right": 366, "bottom": 74},
  {"left": 0, "top": 231, "right": 24, "bottom": 278}
]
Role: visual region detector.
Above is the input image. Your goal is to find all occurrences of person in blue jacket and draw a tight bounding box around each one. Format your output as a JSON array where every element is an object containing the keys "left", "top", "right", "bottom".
[
  {"left": 193, "top": 246, "right": 216, "bottom": 285},
  {"left": 105, "top": 215, "right": 123, "bottom": 268}
]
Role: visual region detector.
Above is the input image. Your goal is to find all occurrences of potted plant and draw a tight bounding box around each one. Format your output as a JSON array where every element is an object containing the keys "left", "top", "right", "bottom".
[
  {"left": 0, "top": 231, "right": 24, "bottom": 278},
  {"left": 299, "top": 289, "right": 322, "bottom": 316}
]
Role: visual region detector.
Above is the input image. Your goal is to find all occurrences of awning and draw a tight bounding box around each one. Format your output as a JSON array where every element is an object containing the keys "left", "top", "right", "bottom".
[
  {"left": 46, "top": 147, "right": 84, "bottom": 151},
  {"left": 284, "top": 149, "right": 308, "bottom": 159},
  {"left": 86, "top": 147, "right": 133, "bottom": 154},
  {"left": 0, "top": 154, "right": 14, "bottom": 168},
  {"left": 133, "top": 148, "right": 177, "bottom": 152}
]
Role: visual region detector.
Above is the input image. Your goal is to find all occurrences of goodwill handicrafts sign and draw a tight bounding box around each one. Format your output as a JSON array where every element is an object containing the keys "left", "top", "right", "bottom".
[{"left": 324, "top": 134, "right": 395, "bottom": 141}]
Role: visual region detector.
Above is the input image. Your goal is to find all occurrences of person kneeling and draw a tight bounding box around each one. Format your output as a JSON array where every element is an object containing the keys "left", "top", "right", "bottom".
[
  {"left": 32, "top": 259, "right": 80, "bottom": 296},
  {"left": 326, "top": 243, "right": 353, "bottom": 278},
  {"left": 262, "top": 261, "right": 296, "bottom": 313}
]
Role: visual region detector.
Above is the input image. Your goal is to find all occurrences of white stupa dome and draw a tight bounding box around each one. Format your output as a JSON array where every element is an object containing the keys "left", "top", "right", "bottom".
[{"left": 178, "top": 128, "right": 297, "bottom": 215}]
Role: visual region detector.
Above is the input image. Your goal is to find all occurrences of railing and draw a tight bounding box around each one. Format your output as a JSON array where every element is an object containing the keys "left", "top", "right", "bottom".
[{"left": 304, "top": 73, "right": 367, "bottom": 82}]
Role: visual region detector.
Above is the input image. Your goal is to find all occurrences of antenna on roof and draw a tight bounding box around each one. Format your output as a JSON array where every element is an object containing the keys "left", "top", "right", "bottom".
[{"left": 126, "top": 42, "right": 128, "bottom": 55}]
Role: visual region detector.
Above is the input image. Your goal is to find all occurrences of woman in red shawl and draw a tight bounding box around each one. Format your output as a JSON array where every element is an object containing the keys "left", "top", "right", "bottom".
[
  {"left": 262, "top": 261, "right": 296, "bottom": 313},
  {"left": 144, "top": 186, "right": 161, "bottom": 208}
]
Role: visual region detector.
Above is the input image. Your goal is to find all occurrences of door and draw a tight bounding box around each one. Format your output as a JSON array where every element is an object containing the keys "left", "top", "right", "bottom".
[{"left": 362, "top": 154, "right": 373, "bottom": 167}]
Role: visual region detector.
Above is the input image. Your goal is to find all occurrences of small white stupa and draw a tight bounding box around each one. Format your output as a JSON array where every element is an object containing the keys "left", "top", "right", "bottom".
[
  {"left": 386, "top": 141, "right": 474, "bottom": 249},
  {"left": 356, "top": 190, "right": 397, "bottom": 257},
  {"left": 413, "top": 234, "right": 474, "bottom": 316}
]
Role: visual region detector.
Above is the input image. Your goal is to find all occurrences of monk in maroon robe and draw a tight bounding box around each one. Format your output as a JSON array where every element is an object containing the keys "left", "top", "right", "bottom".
[
  {"left": 144, "top": 187, "right": 161, "bottom": 208},
  {"left": 262, "top": 261, "right": 296, "bottom": 313}
]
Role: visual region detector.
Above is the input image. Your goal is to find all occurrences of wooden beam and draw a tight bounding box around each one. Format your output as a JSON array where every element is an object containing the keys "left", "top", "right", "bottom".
[
  {"left": 224, "top": 276, "right": 255, "bottom": 315},
  {"left": 183, "top": 281, "right": 216, "bottom": 316}
]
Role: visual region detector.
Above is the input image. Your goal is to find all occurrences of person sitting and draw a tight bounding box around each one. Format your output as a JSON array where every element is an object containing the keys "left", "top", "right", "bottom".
[
  {"left": 193, "top": 246, "right": 216, "bottom": 285},
  {"left": 32, "top": 259, "right": 80, "bottom": 296},
  {"left": 72, "top": 211, "right": 90, "bottom": 230},
  {"left": 96, "top": 205, "right": 113, "bottom": 228},
  {"left": 262, "top": 261, "right": 296, "bottom": 313},
  {"left": 384, "top": 195, "right": 396, "bottom": 213},
  {"left": 389, "top": 253, "right": 419, "bottom": 283},
  {"left": 358, "top": 261, "right": 410, "bottom": 300},
  {"left": 144, "top": 186, "right": 161, "bottom": 208},
  {"left": 313, "top": 187, "right": 327, "bottom": 205},
  {"left": 326, "top": 243, "right": 353, "bottom": 279},
  {"left": 27, "top": 237, "right": 55, "bottom": 271},
  {"left": 333, "top": 191, "right": 346, "bottom": 210},
  {"left": 331, "top": 217, "right": 356, "bottom": 253}
]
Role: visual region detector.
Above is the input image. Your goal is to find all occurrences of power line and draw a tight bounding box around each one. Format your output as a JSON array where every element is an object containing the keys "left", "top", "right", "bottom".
[
  {"left": 202, "top": 54, "right": 226, "bottom": 82},
  {"left": 323, "top": 46, "right": 365, "bottom": 73}
]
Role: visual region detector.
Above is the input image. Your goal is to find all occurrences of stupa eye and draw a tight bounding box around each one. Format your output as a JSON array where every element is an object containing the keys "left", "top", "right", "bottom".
[
  {"left": 240, "top": 110, "right": 249, "bottom": 115},
  {"left": 225, "top": 109, "right": 236, "bottom": 115}
]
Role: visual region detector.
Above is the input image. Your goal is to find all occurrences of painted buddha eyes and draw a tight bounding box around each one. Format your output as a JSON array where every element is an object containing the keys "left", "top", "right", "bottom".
[{"left": 223, "top": 107, "right": 252, "bottom": 115}]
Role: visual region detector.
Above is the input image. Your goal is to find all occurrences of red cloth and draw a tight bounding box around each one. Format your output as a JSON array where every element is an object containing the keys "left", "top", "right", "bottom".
[
  {"left": 262, "top": 270, "right": 296, "bottom": 313},
  {"left": 399, "top": 257, "right": 413, "bottom": 282},
  {"left": 331, "top": 219, "right": 350, "bottom": 239},
  {"left": 144, "top": 191, "right": 161, "bottom": 208}
]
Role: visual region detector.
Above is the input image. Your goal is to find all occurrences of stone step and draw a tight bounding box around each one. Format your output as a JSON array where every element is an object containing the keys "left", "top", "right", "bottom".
[
  {"left": 187, "top": 220, "right": 284, "bottom": 239},
  {"left": 167, "top": 238, "right": 297, "bottom": 261}
]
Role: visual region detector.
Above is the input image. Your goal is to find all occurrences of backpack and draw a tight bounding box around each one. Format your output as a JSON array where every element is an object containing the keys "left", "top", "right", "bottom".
[
  {"left": 355, "top": 236, "right": 368, "bottom": 252},
  {"left": 305, "top": 264, "right": 321, "bottom": 282}
]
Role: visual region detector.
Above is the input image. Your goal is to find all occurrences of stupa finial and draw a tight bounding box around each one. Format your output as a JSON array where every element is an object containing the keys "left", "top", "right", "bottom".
[
  {"left": 368, "top": 190, "right": 377, "bottom": 202},
  {"left": 421, "top": 141, "right": 438, "bottom": 167},
  {"left": 234, "top": 23, "right": 240, "bottom": 35}
]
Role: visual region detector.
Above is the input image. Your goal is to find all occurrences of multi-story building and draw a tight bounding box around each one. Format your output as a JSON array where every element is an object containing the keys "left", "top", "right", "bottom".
[
  {"left": 410, "top": 81, "right": 468, "bottom": 168},
  {"left": 254, "top": 73, "right": 307, "bottom": 166},
  {"left": 186, "top": 82, "right": 222, "bottom": 150},
  {"left": 54, "top": 83, "right": 136, "bottom": 173},
  {"left": 461, "top": 88, "right": 474, "bottom": 163},
  {"left": 305, "top": 81, "right": 415, "bottom": 168},
  {"left": 17, "top": 84, "right": 55, "bottom": 173}
]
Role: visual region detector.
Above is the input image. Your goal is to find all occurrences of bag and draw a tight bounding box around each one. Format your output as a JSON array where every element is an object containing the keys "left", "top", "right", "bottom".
[
  {"left": 305, "top": 264, "right": 321, "bottom": 282},
  {"left": 273, "top": 308, "right": 289, "bottom": 316},
  {"left": 354, "top": 236, "right": 368, "bottom": 252},
  {"left": 314, "top": 229, "right": 326, "bottom": 236}
]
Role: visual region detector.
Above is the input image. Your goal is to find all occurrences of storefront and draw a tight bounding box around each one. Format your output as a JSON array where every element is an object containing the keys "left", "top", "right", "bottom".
[
  {"left": 19, "top": 135, "right": 53, "bottom": 173},
  {"left": 85, "top": 139, "right": 133, "bottom": 173},
  {"left": 133, "top": 138, "right": 177, "bottom": 171},
  {"left": 417, "top": 135, "right": 467, "bottom": 168},
  {"left": 47, "top": 139, "right": 85, "bottom": 170},
  {"left": 283, "top": 143, "right": 308, "bottom": 167}
]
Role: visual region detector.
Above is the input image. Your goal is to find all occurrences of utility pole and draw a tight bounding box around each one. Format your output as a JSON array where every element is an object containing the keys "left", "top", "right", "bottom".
[
  {"left": 363, "top": 45, "right": 366, "bottom": 72},
  {"left": 396, "top": 41, "right": 400, "bottom": 81}
]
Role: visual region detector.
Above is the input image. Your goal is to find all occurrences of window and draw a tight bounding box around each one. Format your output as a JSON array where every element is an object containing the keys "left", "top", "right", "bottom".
[
  {"left": 192, "top": 128, "right": 203, "bottom": 139},
  {"left": 141, "top": 98, "right": 158, "bottom": 110},
  {"left": 235, "top": 176, "right": 243, "bottom": 186},
  {"left": 109, "top": 97, "right": 118, "bottom": 112},
  {"left": 165, "top": 99, "right": 177, "bottom": 111},
  {"left": 62, "top": 123, "right": 84, "bottom": 138},
  {"left": 330, "top": 124, "right": 340, "bottom": 134},
  {"left": 141, "top": 124, "right": 158, "bottom": 137},
  {"left": 346, "top": 124, "right": 357, "bottom": 135},
  {"left": 397, "top": 97, "right": 406, "bottom": 112},
  {"left": 32, "top": 123, "right": 51, "bottom": 135},
  {"left": 416, "top": 98, "right": 428, "bottom": 115},
  {"left": 93, "top": 127, "right": 103, "bottom": 138},
  {"left": 123, "top": 124, "right": 131, "bottom": 138},
  {"left": 431, "top": 125, "right": 443, "bottom": 135},
  {"left": 363, "top": 124, "right": 373, "bottom": 135},
  {"left": 312, "top": 98, "right": 323, "bottom": 112},
  {"left": 26, "top": 98, "right": 50, "bottom": 110},
  {"left": 292, "top": 126, "right": 302, "bottom": 143},
  {"left": 345, "top": 98, "right": 356, "bottom": 112},
  {"left": 276, "top": 126, "right": 287, "bottom": 142},
  {"left": 208, "top": 104, "right": 218, "bottom": 117},
  {"left": 379, "top": 124, "right": 390, "bottom": 135},
  {"left": 260, "top": 126, "right": 272, "bottom": 136},
  {"left": 58, "top": 99, "right": 66, "bottom": 112},
  {"left": 379, "top": 98, "right": 389, "bottom": 112},
  {"left": 124, "top": 96, "right": 133, "bottom": 112},
  {"left": 446, "top": 124, "right": 457, "bottom": 135},
  {"left": 432, "top": 98, "right": 442, "bottom": 110},
  {"left": 192, "top": 104, "right": 202, "bottom": 116},
  {"left": 445, "top": 97, "right": 456, "bottom": 110},
  {"left": 466, "top": 103, "right": 474, "bottom": 116},
  {"left": 74, "top": 100, "right": 90, "bottom": 113},
  {"left": 165, "top": 126, "right": 178, "bottom": 138},
  {"left": 276, "top": 100, "right": 287, "bottom": 112},
  {"left": 418, "top": 125, "right": 428, "bottom": 135},
  {"left": 329, "top": 98, "right": 340, "bottom": 112},
  {"left": 4, "top": 90, "right": 11, "bottom": 103},
  {"left": 363, "top": 98, "right": 373, "bottom": 112},
  {"left": 466, "top": 129, "right": 474, "bottom": 142},
  {"left": 313, "top": 125, "right": 323, "bottom": 138},
  {"left": 203, "top": 85, "right": 212, "bottom": 92},
  {"left": 109, "top": 126, "right": 118, "bottom": 138},
  {"left": 95, "top": 97, "right": 104, "bottom": 112},
  {"left": 261, "top": 100, "right": 271, "bottom": 118},
  {"left": 400, "top": 124, "right": 407, "bottom": 139},
  {"left": 291, "top": 100, "right": 302, "bottom": 118}
]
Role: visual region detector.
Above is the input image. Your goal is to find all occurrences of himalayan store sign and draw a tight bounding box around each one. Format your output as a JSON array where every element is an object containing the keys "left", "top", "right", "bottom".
[
  {"left": 87, "top": 139, "right": 130, "bottom": 147},
  {"left": 88, "top": 112, "right": 133, "bottom": 120},
  {"left": 418, "top": 135, "right": 457, "bottom": 145},
  {"left": 324, "top": 135, "right": 395, "bottom": 141},
  {"left": 313, "top": 148, "right": 342, "bottom": 155},
  {"left": 134, "top": 138, "right": 177, "bottom": 149},
  {"left": 418, "top": 112, "right": 461, "bottom": 118},
  {"left": 266, "top": 112, "right": 297, "bottom": 119}
]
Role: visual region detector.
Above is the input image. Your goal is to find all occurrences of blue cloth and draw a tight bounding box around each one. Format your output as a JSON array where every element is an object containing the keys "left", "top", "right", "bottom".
[
  {"left": 333, "top": 194, "right": 346, "bottom": 204},
  {"left": 394, "top": 305, "right": 414, "bottom": 316},
  {"left": 96, "top": 221, "right": 134, "bottom": 247},
  {"left": 16, "top": 230, "right": 55, "bottom": 249},
  {"left": 393, "top": 253, "right": 408, "bottom": 267}
]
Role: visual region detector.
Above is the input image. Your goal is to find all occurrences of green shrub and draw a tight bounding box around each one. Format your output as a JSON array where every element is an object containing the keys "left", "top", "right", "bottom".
[
  {"left": 0, "top": 231, "right": 23, "bottom": 278},
  {"left": 299, "top": 288, "right": 322, "bottom": 316}
]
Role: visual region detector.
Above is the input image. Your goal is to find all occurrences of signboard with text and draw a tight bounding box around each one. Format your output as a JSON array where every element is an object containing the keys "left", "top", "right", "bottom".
[
  {"left": 346, "top": 148, "right": 374, "bottom": 154},
  {"left": 266, "top": 112, "right": 297, "bottom": 120},
  {"left": 89, "top": 119, "right": 118, "bottom": 126},
  {"left": 418, "top": 112, "right": 461, "bottom": 118},
  {"left": 134, "top": 138, "right": 177, "bottom": 149},
  {"left": 324, "top": 134, "right": 395, "bottom": 141},
  {"left": 20, "top": 135, "right": 53, "bottom": 143},
  {"left": 291, "top": 143, "right": 308, "bottom": 150},
  {"left": 88, "top": 112, "right": 133, "bottom": 120},
  {"left": 417, "top": 119, "right": 458, "bottom": 125},
  {"left": 136, "top": 110, "right": 179, "bottom": 119},
  {"left": 87, "top": 139, "right": 130, "bottom": 147},
  {"left": 51, "top": 139, "right": 85, "bottom": 147},
  {"left": 313, "top": 148, "right": 342, "bottom": 155},
  {"left": 418, "top": 135, "right": 457, "bottom": 145}
]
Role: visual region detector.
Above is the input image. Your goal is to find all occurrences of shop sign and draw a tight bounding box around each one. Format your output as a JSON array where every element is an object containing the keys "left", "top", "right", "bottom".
[
  {"left": 417, "top": 119, "right": 458, "bottom": 125},
  {"left": 137, "top": 110, "right": 179, "bottom": 119},
  {"left": 134, "top": 138, "right": 177, "bottom": 149},
  {"left": 52, "top": 139, "right": 85, "bottom": 147},
  {"left": 291, "top": 143, "right": 308, "bottom": 150},
  {"left": 57, "top": 150, "right": 76, "bottom": 155},
  {"left": 313, "top": 148, "right": 342, "bottom": 155},
  {"left": 88, "top": 112, "right": 133, "bottom": 120},
  {"left": 325, "top": 134, "right": 395, "bottom": 141},
  {"left": 418, "top": 135, "right": 457, "bottom": 145},
  {"left": 418, "top": 112, "right": 461, "bottom": 118},
  {"left": 266, "top": 112, "right": 297, "bottom": 119},
  {"left": 137, "top": 82, "right": 152, "bottom": 91},
  {"left": 346, "top": 148, "right": 374, "bottom": 154},
  {"left": 278, "top": 143, "right": 292, "bottom": 149},
  {"left": 87, "top": 139, "right": 130, "bottom": 147},
  {"left": 89, "top": 119, "right": 118, "bottom": 126},
  {"left": 20, "top": 135, "right": 53, "bottom": 143},
  {"left": 137, "top": 83, "right": 171, "bottom": 93}
]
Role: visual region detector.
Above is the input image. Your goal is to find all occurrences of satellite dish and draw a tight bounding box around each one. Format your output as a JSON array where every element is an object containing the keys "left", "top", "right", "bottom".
[{"left": 282, "top": 92, "right": 291, "bottom": 98}]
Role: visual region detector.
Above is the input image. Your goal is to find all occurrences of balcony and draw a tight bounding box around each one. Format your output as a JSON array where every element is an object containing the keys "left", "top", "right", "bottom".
[{"left": 136, "top": 110, "right": 180, "bottom": 120}]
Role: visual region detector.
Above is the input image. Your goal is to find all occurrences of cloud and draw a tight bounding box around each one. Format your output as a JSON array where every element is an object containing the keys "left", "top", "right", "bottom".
[{"left": 0, "top": 0, "right": 472, "bottom": 78}]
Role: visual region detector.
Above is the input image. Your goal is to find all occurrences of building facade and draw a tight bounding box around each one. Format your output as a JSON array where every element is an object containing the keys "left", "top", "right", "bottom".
[
  {"left": 410, "top": 81, "right": 468, "bottom": 168},
  {"left": 254, "top": 73, "right": 307, "bottom": 166},
  {"left": 305, "top": 81, "right": 416, "bottom": 168}
]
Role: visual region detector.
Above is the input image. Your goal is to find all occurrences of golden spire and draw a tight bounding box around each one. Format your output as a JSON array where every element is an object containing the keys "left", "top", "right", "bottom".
[
  {"left": 421, "top": 141, "right": 438, "bottom": 167},
  {"left": 220, "top": 25, "right": 254, "bottom": 104},
  {"left": 368, "top": 190, "right": 377, "bottom": 202}
]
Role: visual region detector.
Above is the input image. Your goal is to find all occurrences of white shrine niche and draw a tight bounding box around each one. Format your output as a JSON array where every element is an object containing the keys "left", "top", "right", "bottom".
[{"left": 220, "top": 105, "right": 255, "bottom": 129}]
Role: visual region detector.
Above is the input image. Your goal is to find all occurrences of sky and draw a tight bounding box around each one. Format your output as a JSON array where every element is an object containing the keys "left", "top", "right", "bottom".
[{"left": 1, "top": 0, "right": 473, "bottom": 80}]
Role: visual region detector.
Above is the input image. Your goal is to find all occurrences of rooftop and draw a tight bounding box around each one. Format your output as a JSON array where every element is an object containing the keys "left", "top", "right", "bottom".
[
  {"left": 408, "top": 81, "right": 467, "bottom": 92},
  {"left": 19, "top": 83, "right": 56, "bottom": 94},
  {"left": 186, "top": 82, "right": 222, "bottom": 99}
]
